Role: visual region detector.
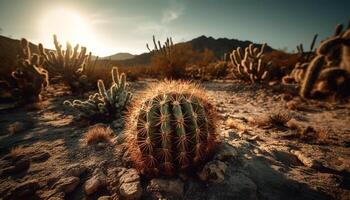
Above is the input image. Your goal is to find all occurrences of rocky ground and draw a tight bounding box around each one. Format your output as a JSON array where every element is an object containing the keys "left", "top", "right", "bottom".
[{"left": 0, "top": 80, "right": 349, "bottom": 200}]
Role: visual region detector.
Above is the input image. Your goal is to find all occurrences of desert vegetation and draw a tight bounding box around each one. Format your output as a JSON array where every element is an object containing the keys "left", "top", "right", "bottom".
[{"left": 0, "top": 17, "right": 349, "bottom": 200}]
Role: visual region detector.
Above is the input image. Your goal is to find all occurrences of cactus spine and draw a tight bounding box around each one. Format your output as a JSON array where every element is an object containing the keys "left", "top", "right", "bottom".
[
  {"left": 126, "top": 81, "right": 218, "bottom": 177},
  {"left": 230, "top": 43, "right": 271, "bottom": 83},
  {"left": 11, "top": 38, "right": 49, "bottom": 102},
  {"left": 64, "top": 67, "right": 132, "bottom": 121}
]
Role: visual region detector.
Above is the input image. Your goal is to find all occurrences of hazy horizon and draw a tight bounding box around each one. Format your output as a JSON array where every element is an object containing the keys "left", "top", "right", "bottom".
[{"left": 0, "top": 0, "right": 349, "bottom": 56}]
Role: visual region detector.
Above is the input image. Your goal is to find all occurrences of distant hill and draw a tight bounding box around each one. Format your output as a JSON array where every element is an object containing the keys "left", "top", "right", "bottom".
[
  {"left": 103, "top": 52, "right": 135, "bottom": 61},
  {"left": 0, "top": 34, "right": 277, "bottom": 69},
  {"left": 109, "top": 35, "right": 275, "bottom": 66}
]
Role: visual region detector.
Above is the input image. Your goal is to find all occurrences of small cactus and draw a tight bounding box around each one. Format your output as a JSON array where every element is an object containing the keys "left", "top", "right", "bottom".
[
  {"left": 230, "top": 43, "right": 271, "bottom": 83},
  {"left": 64, "top": 67, "right": 132, "bottom": 121},
  {"left": 10, "top": 38, "right": 49, "bottom": 102},
  {"left": 125, "top": 81, "right": 219, "bottom": 177}
]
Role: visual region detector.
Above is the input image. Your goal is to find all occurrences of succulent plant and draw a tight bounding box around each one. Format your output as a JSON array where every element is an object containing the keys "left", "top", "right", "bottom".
[
  {"left": 230, "top": 43, "right": 271, "bottom": 83},
  {"left": 300, "top": 22, "right": 350, "bottom": 98},
  {"left": 39, "top": 34, "right": 93, "bottom": 92},
  {"left": 64, "top": 67, "right": 132, "bottom": 121},
  {"left": 10, "top": 38, "right": 49, "bottom": 102},
  {"left": 125, "top": 81, "right": 219, "bottom": 177}
]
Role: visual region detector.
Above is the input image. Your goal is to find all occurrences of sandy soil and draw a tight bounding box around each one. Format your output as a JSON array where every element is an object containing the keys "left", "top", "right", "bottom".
[{"left": 0, "top": 80, "right": 349, "bottom": 200}]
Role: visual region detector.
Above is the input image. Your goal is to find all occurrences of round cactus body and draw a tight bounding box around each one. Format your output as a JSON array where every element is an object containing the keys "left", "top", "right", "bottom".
[{"left": 126, "top": 81, "right": 218, "bottom": 177}]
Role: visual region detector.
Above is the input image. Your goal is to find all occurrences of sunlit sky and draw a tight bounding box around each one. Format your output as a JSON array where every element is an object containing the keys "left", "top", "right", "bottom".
[{"left": 0, "top": 0, "right": 349, "bottom": 56}]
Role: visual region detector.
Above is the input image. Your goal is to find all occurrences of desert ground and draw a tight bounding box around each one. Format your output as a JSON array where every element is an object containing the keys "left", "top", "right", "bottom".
[{"left": 0, "top": 79, "right": 349, "bottom": 200}]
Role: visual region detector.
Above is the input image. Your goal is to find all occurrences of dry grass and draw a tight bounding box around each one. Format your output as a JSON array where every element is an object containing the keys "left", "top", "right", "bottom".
[
  {"left": 10, "top": 146, "right": 25, "bottom": 158},
  {"left": 225, "top": 118, "right": 248, "bottom": 132},
  {"left": 253, "top": 111, "right": 292, "bottom": 129},
  {"left": 84, "top": 125, "right": 113, "bottom": 145}
]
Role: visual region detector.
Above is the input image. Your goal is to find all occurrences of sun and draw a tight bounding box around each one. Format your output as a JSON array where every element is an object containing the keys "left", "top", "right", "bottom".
[{"left": 39, "top": 8, "right": 99, "bottom": 55}]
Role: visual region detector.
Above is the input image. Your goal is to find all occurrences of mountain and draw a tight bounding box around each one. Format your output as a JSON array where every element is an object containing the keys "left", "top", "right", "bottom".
[
  {"left": 103, "top": 52, "right": 135, "bottom": 61},
  {"left": 189, "top": 35, "right": 274, "bottom": 58},
  {"left": 0, "top": 34, "right": 276, "bottom": 69},
  {"left": 110, "top": 35, "right": 275, "bottom": 66}
]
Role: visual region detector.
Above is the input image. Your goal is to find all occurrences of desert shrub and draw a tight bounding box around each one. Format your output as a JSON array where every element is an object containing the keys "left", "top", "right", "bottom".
[
  {"left": 125, "top": 81, "right": 219, "bottom": 177},
  {"left": 147, "top": 36, "right": 198, "bottom": 79}
]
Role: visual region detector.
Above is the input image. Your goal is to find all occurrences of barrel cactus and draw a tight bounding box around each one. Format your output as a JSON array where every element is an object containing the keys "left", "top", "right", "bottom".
[{"left": 125, "top": 81, "right": 219, "bottom": 177}]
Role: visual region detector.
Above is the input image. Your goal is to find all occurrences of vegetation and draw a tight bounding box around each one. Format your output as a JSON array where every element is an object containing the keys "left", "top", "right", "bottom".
[
  {"left": 230, "top": 43, "right": 271, "bottom": 83},
  {"left": 125, "top": 81, "right": 219, "bottom": 177},
  {"left": 300, "top": 22, "right": 350, "bottom": 98},
  {"left": 84, "top": 125, "right": 113, "bottom": 145},
  {"left": 4, "top": 38, "right": 49, "bottom": 102},
  {"left": 39, "top": 35, "right": 94, "bottom": 92},
  {"left": 64, "top": 67, "right": 132, "bottom": 122}
]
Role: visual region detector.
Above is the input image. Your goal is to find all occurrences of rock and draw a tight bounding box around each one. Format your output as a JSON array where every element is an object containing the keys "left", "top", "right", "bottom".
[
  {"left": 214, "top": 143, "right": 238, "bottom": 161},
  {"left": 31, "top": 151, "right": 51, "bottom": 162},
  {"left": 119, "top": 168, "right": 140, "bottom": 184},
  {"left": 85, "top": 168, "right": 108, "bottom": 195},
  {"left": 198, "top": 160, "right": 227, "bottom": 183},
  {"left": 5, "top": 179, "right": 40, "bottom": 199},
  {"left": 98, "top": 196, "right": 112, "bottom": 200},
  {"left": 66, "top": 163, "right": 87, "bottom": 177},
  {"left": 53, "top": 176, "right": 80, "bottom": 193},
  {"left": 147, "top": 178, "right": 184, "bottom": 196},
  {"left": 292, "top": 150, "right": 322, "bottom": 169},
  {"left": 119, "top": 168, "right": 142, "bottom": 199},
  {"left": 1, "top": 157, "right": 30, "bottom": 176},
  {"left": 119, "top": 182, "right": 142, "bottom": 200}
]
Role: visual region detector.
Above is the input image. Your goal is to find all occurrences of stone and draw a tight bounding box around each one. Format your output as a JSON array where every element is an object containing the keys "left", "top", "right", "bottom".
[
  {"left": 292, "top": 150, "right": 322, "bottom": 169},
  {"left": 66, "top": 163, "right": 87, "bottom": 177},
  {"left": 31, "top": 151, "right": 51, "bottom": 162},
  {"left": 53, "top": 176, "right": 80, "bottom": 193},
  {"left": 147, "top": 178, "right": 184, "bottom": 196},
  {"left": 119, "top": 168, "right": 140, "bottom": 184},
  {"left": 119, "top": 182, "right": 142, "bottom": 200},
  {"left": 98, "top": 196, "right": 112, "bottom": 200},
  {"left": 85, "top": 168, "right": 108, "bottom": 195},
  {"left": 198, "top": 160, "right": 227, "bottom": 183},
  {"left": 214, "top": 143, "right": 238, "bottom": 161},
  {"left": 5, "top": 179, "right": 40, "bottom": 199},
  {"left": 119, "top": 168, "right": 142, "bottom": 199}
]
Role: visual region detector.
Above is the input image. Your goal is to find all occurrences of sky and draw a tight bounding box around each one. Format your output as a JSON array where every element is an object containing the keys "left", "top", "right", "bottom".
[{"left": 0, "top": 0, "right": 349, "bottom": 56}]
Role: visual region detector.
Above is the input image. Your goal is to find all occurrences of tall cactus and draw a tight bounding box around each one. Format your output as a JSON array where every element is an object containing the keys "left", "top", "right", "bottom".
[
  {"left": 125, "top": 81, "right": 218, "bottom": 177},
  {"left": 300, "top": 21, "right": 350, "bottom": 98},
  {"left": 64, "top": 67, "right": 132, "bottom": 121},
  {"left": 230, "top": 43, "right": 271, "bottom": 83},
  {"left": 10, "top": 38, "right": 49, "bottom": 102},
  {"left": 39, "top": 34, "right": 92, "bottom": 92}
]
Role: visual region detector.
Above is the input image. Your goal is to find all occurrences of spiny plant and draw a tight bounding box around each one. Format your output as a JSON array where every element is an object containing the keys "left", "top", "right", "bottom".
[
  {"left": 300, "top": 21, "right": 350, "bottom": 98},
  {"left": 230, "top": 43, "right": 271, "bottom": 83},
  {"left": 64, "top": 67, "right": 132, "bottom": 121},
  {"left": 283, "top": 35, "right": 318, "bottom": 85},
  {"left": 10, "top": 38, "right": 49, "bottom": 102},
  {"left": 125, "top": 81, "right": 219, "bottom": 177},
  {"left": 39, "top": 34, "right": 93, "bottom": 92}
]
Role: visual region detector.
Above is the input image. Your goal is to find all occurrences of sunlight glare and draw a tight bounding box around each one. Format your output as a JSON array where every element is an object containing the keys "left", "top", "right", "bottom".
[{"left": 39, "top": 8, "right": 110, "bottom": 56}]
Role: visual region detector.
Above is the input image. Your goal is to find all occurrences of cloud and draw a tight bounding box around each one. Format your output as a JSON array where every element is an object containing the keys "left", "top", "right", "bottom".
[{"left": 161, "top": 1, "right": 185, "bottom": 23}]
